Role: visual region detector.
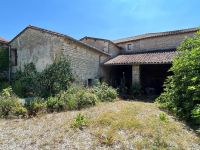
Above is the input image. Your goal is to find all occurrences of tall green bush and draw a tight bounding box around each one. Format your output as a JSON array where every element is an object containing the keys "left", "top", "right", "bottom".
[
  {"left": 14, "top": 63, "right": 39, "bottom": 97},
  {"left": 156, "top": 31, "right": 200, "bottom": 124},
  {"left": 13, "top": 58, "right": 74, "bottom": 97},
  {"left": 39, "top": 58, "right": 74, "bottom": 97}
]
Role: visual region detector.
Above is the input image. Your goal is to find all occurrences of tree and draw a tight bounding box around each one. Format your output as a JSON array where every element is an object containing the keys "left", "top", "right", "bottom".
[{"left": 156, "top": 31, "right": 200, "bottom": 125}]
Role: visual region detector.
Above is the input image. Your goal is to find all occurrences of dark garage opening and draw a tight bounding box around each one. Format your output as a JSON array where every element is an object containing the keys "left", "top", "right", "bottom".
[
  {"left": 109, "top": 65, "right": 132, "bottom": 89},
  {"left": 140, "top": 64, "right": 172, "bottom": 94}
]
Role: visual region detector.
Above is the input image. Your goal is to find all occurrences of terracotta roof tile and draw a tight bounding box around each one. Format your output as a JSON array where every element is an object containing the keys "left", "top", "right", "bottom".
[
  {"left": 113, "top": 27, "right": 199, "bottom": 44},
  {"left": 104, "top": 51, "right": 178, "bottom": 65},
  {"left": 0, "top": 37, "right": 9, "bottom": 43}
]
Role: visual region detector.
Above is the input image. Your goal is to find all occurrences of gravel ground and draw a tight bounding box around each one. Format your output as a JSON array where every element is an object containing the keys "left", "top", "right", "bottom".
[{"left": 0, "top": 100, "right": 199, "bottom": 150}]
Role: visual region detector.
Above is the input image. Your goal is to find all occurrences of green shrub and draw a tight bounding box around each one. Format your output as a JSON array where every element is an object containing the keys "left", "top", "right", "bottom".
[
  {"left": 46, "top": 96, "right": 66, "bottom": 112},
  {"left": 14, "top": 63, "right": 39, "bottom": 97},
  {"left": 65, "top": 93, "right": 78, "bottom": 110},
  {"left": 159, "top": 112, "right": 169, "bottom": 122},
  {"left": 0, "top": 81, "right": 10, "bottom": 91},
  {"left": 191, "top": 104, "right": 200, "bottom": 125},
  {"left": 156, "top": 31, "right": 200, "bottom": 125},
  {"left": 92, "top": 82, "right": 117, "bottom": 102},
  {"left": 13, "top": 58, "right": 74, "bottom": 98},
  {"left": 71, "top": 113, "right": 88, "bottom": 130},
  {"left": 12, "top": 80, "right": 24, "bottom": 97},
  {"left": 46, "top": 85, "right": 98, "bottom": 112},
  {"left": 77, "top": 90, "right": 98, "bottom": 109},
  {"left": 39, "top": 57, "right": 74, "bottom": 97},
  {"left": 0, "top": 87, "right": 27, "bottom": 118},
  {"left": 25, "top": 98, "right": 46, "bottom": 116}
]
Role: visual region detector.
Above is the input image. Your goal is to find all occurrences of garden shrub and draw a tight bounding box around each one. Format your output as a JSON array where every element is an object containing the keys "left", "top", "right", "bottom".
[
  {"left": 25, "top": 98, "right": 46, "bottom": 116},
  {"left": 46, "top": 96, "right": 66, "bottom": 112},
  {"left": 14, "top": 63, "right": 39, "bottom": 97},
  {"left": 0, "top": 81, "right": 10, "bottom": 91},
  {"left": 39, "top": 58, "right": 74, "bottom": 97},
  {"left": 92, "top": 82, "right": 117, "bottom": 102},
  {"left": 65, "top": 93, "right": 78, "bottom": 110},
  {"left": 46, "top": 85, "right": 98, "bottom": 112},
  {"left": 77, "top": 90, "right": 98, "bottom": 109},
  {"left": 13, "top": 58, "right": 74, "bottom": 97},
  {"left": 0, "top": 87, "right": 27, "bottom": 118},
  {"left": 156, "top": 31, "right": 200, "bottom": 125},
  {"left": 191, "top": 104, "right": 200, "bottom": 125}
]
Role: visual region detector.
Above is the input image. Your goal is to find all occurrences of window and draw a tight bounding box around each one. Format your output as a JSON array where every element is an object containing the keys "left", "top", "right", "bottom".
[
  {"left": 11, "top": 49, "right": 17, "bottom": 66},
  {"left": 88, "top": 79, "right": 93, "bottom": 87},
  {"left": 127, "top": 44, "right": 132, "bottom": 50}
]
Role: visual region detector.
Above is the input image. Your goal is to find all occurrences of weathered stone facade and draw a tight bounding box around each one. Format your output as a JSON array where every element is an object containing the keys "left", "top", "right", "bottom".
[
  {"left": 10, "top": 27, "right": 109, "bottom": 83},
  {"left": 80, "top": 37, "right": 120, "bottom": 57},
  {"left": 116, "top": 32, "right": 195, "bottom": 53},
  {"left": 8, "top": 26, "right": 198, "bottom": 90}
]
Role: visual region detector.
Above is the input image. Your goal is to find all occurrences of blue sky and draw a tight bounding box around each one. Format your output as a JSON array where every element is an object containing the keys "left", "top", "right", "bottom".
[{"left": 1, "top": 0, "right": 200, "bottom": 41}]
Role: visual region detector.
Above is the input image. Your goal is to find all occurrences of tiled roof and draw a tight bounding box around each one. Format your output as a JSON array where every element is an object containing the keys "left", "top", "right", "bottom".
[
  {"left": 80, "top": 36, "right": 118, "bottom": 46},
  {"left": 9, "top": 25, "right": 110, "bottom": 56},
  {"left": 104, "top": 51, "right": 178, "bottom": 65},
  {"left": 0, "top": 37, "right": 9, "bottom": 44},
  {"left": 113, "top": 27, "right": 199, "bottom": 44}
]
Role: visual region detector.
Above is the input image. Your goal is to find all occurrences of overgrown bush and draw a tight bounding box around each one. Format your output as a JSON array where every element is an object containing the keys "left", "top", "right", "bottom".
[
  {"left": 46, "top": 96, "right": 66, "bottom": 112},
  {"left": 0, "top": 87, "right": 27, "bottom": 118},
  {"left": 156, "top": 31, "right": 200, "bottom": 125},
  {"left": 13, "top": 63, "right": 39, "bottom": 97},
  {"left": 92, "top": 82, "right": 117, "bottom": 102},
  {"left": 77, "top": 90, "right": 98, "bottom": 109},
  {"left": 192, "top": 104, "right": 200, "bottom": 125},
  {"left": 25, "top": 98, "right": 46, "bottom": 116},
  {"left": 13, "top": 58, "right": 74, "bottom": 97},
  {"left": 46, "top": 85, "right": 99, "bottom": 112},
  {"left": 39, "top": 58, "right": 74, "bottom": 97}
]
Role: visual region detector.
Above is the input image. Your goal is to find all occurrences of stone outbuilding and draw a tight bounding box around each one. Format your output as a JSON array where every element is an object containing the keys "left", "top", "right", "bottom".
[
  {"left": 7, "top": 25, "right": 199, "bottom": 93},
  {"left": 9, "top": 26, "right": 112, "bottom": 85}
]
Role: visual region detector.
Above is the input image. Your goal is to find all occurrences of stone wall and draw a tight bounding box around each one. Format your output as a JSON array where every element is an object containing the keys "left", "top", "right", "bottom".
[
  {"left": 80, "top": 38, "right": 120, "bottom": 57},
  {"left": 10, "top": 28, "right": 109, "bottom": 83},
  {"left": 117, "top": 32, "right": 195, "bottom": 53},
  {"left": 132, "top": 65, "right": 140, "bottom": 85}
]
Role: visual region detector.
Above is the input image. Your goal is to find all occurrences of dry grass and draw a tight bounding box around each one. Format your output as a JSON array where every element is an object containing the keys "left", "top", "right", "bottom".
[{"left": 0, "top": 99, "right": 199, "bottom": 150}]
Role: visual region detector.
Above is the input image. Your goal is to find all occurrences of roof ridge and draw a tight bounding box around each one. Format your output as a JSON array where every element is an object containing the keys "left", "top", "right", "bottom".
[
  {"left": 80, "top": 36, "right": 118, "bottom": 46},
  {"left": 113, "top": 27, "right": 199, "bottom": 44},
  {"left": 9, "top": 25, "right": 110, "bottom": 56}
]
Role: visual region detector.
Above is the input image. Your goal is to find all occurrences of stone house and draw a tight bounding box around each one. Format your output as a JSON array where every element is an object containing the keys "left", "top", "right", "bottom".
[
  {"left": 7, "top": 26, "right": 198, "bottom": 93},
  {"left": 9, "top": 26, "right": 111, "bottom": 85}
]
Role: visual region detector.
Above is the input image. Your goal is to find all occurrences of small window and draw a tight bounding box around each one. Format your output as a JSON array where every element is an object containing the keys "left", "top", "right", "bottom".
[
  {"left": 11, "top": 49, "right": 17, "bottom": 66},
  {"left": 127, "top": 44, "right": 132, "bottom": 50},
  {"left": 88, "top": 79, "right": 93, "bottom": 87}
]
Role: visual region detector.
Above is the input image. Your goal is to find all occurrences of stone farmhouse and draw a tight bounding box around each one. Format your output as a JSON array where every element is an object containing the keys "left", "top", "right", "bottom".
[{"left": 1, "top": 26, "right": 198, "bottom": 93}]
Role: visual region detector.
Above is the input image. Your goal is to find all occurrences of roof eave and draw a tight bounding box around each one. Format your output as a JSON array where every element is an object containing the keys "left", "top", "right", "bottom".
[{"left": 9, "top": 25, "right": 110, "bottom": 56}]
